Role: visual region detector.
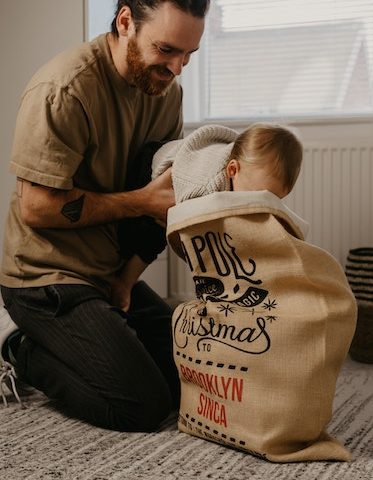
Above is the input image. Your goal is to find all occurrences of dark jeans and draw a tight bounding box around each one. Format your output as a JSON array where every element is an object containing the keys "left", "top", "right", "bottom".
[{"left": 1, "top": 282, "right": 180, "bottom": 431}]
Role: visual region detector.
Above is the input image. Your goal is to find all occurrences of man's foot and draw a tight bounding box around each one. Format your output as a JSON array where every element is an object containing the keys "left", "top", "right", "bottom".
[{"left": 0, "top": 306, "right": 26, "bottom": 407}]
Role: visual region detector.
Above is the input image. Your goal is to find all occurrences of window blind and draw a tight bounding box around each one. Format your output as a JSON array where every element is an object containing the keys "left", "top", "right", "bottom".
[{"left": 200, "top": 0, "right": 373, "bottom": 120}]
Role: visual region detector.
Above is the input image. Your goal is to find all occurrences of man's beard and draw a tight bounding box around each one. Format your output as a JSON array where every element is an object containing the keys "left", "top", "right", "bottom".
[{"left": 126, "top": 37, "right": 175, "bottom": 96}]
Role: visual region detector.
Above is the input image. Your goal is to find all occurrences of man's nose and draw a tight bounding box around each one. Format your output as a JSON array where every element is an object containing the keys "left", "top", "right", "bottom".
[{"left": 167, "top": 54, "right": 190, "bottom": 76}]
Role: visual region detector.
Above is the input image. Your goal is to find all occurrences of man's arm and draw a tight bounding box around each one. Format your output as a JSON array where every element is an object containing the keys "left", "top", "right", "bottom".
[{"left": 17, "top": 167, "right": 174, "bottom": 229}]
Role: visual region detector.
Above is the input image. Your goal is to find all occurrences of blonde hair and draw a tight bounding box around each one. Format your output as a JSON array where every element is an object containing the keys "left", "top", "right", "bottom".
[{"left": 229, "top": 123, "right": 303, "bottom": 193}]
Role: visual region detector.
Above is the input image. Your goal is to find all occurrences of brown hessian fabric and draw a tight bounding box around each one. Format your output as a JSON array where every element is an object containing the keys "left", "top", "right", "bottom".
[{"left": 167, "top": 191, "right": 357, "bottom": 463}]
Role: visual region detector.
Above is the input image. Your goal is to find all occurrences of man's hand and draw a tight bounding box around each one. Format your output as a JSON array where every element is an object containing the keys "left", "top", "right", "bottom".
[{"left": 140, "top": 167, "right": 175, "bottom": 224}]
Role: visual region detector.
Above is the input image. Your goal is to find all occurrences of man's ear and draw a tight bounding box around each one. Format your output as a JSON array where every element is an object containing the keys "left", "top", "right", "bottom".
[
  {"left": 226, "top": 159, "right": 240, "bottom": 178},
  {"left": 116, "top": 6, "right": 134, "bottom": 36}
]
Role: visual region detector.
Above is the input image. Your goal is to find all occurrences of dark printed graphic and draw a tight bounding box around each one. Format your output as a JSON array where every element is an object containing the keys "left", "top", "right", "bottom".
[
  {"left": 173, "top": 304, "right": 272, "bottom": 354},
  {"left": 178, "top": 412, "right": 268, "bottom": 459},
  {"left": 183, "top": 231, "right": 262, "bottom": 283},
  {"left": 175, "top": 230, "right": 281, "bottom": 452},
  {"left": 175, "top": 230, "right": 279, "bottom": 356},
  {"left": 193, "top": 275, "right": 268, "bottom": 307}
]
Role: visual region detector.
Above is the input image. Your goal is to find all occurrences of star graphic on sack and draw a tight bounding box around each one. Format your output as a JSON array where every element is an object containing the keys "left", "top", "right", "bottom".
[
  {"left": 218, "top": 303, "right": 236, "bottom": 317},
  {"left": 262, "top": 298, "right": 278, "bottom": 311}
]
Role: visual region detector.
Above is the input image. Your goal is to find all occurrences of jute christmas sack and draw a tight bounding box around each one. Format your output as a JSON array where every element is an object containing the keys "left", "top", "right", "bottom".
[{"left": 167, "top": 191, "right": 357, "bottom": 463}]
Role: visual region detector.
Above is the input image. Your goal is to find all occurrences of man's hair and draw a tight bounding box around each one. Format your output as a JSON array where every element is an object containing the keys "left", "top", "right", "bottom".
[
  {"left": 229, "top": 123, "right": 303, "bottom": 193},
  {"left": 111, "top": 0, "right": 210, "bottom": 35}
]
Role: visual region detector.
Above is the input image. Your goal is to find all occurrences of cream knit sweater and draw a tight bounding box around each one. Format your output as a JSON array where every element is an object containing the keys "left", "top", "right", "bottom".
[{"left": 152, "top": 124, "right": 238, "bottom": 203}]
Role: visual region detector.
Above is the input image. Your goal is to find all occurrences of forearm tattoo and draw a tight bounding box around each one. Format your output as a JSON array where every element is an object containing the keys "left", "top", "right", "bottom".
[{"left": 61, "top": 194, "right": 85, "bottom": 222}]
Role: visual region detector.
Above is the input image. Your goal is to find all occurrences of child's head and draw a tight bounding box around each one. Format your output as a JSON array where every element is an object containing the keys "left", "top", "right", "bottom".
[{"left": 226, "top": 123, "right": 303, "bottom": 198}]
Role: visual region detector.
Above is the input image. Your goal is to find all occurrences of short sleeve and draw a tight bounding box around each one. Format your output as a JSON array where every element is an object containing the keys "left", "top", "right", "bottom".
[{"left": 10, "top": 83, "right": 89, "bottom": 189}]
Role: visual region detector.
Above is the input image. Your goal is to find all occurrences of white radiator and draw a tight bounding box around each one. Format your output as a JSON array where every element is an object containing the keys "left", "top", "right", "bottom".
[
  {"left": 169, "top": 141, "right": 373, "bottom": 300},
  {"left": 285, "top": 143, "right": 373, "bottom": 263}
]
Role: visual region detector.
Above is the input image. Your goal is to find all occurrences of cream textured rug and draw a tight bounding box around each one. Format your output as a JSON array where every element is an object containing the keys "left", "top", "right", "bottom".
[{"left": 1, "top": 357, "right": 372, "bottom": 480}]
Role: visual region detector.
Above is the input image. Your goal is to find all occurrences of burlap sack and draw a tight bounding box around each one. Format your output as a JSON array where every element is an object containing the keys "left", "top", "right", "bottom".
[{"left": 167, "top": 191, "right": 357, "bottom": 463}]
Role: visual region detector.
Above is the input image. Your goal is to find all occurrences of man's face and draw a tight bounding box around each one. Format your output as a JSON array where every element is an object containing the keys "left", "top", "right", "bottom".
[
  {"left": 125, "top": 2, "right": 205, "bottom": 96},
  {"left": 126, "top": 35, "right": 174, "bottom": 96}
]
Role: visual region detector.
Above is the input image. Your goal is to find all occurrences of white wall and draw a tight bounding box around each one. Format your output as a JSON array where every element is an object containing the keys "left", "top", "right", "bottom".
[{"left": 0, "top": 0, "right": 85, "bottom": 257}]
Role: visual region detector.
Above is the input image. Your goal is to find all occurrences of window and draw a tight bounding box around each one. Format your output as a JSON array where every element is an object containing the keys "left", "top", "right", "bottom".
[
  {"left": 182, "top": 0, "right": 373, "bottom": 122},
  {"left": 85, "top": 0, "right": 114, "bottom": 40}
]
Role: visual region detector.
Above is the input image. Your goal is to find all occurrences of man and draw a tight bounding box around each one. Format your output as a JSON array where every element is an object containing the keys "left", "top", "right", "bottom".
[{"left": 0, "top": 0, "right": 209, "bottom": 431}]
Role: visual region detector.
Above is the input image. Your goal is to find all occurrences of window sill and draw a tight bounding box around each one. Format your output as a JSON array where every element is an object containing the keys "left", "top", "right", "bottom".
[{"left": 184, "top": 114, "right": 373, "bottom": 130}]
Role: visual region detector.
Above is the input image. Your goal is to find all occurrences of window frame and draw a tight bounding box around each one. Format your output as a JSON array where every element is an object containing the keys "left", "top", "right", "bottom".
[{"left": 181, "top": 2, "right": 373, "bottom": 127}]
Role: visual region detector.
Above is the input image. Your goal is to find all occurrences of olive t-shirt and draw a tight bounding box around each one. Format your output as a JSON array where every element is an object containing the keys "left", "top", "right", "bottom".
[{"left": 1, "top": 34, "right": 183, "bottom": 296}]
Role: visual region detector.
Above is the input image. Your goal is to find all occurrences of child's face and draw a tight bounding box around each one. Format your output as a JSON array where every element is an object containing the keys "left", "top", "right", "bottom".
[{"left": 226, "top": 160, "right": 289, "bottom": 199}]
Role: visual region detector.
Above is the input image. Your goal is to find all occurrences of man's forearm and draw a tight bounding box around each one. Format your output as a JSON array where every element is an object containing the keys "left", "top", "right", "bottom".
[{"left": 17, "top": 178, "right": 159, "bottom": 229}]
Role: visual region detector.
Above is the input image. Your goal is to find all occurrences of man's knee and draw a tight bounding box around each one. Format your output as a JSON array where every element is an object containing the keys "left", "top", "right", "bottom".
[{"left": 108, "top": 384, "right": 173, "bottom": 432}]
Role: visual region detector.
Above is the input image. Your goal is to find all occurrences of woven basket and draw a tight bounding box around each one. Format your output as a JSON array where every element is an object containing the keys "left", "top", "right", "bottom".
[{"left": 345, "top": 248, "right": 373, "bottom": 363}]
